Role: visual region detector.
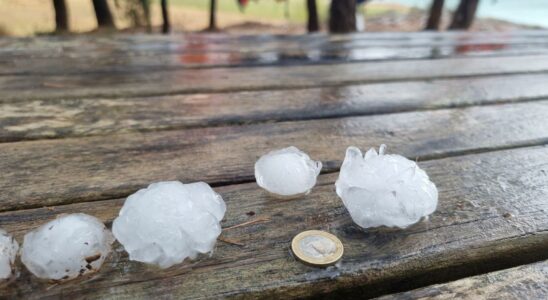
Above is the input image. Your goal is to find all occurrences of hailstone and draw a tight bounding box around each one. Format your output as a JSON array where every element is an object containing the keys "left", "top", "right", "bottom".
[
  {"left": 0, "top": 229, "right": 18, "bottom": 280},
  {"left": 112, "top": 181, "right": 226, "bottom": 269},
  {"left": 336, "top": 145, "right": 438, "bottom": 229},
  {"left": 255, "top": 146, "right": 322, "bottom": 197},
  {"left": 21, "top": 213, "right": 114, "bottom": 280}
]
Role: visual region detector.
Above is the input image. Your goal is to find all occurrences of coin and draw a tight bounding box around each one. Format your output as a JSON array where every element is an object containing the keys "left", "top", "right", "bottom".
[{"left": 291, "top": 230, "right": 343, "bottom": 267}]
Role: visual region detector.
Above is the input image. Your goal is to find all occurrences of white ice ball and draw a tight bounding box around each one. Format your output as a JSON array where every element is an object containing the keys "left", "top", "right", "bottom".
[
  {"left": 336, "top": 145, "right": 438, "bottom": 229},
  {"left": 0, "top": 229, "right": 18, "bottom": 280},
  {"left": 255, "top": 146, "right": 322, "bottom": 196},
  {"left": 112, "top": 181, "right": 226, "bottom": 269},
  {"left": 21, "top": 214, "right": 114, "bottom": 280}
]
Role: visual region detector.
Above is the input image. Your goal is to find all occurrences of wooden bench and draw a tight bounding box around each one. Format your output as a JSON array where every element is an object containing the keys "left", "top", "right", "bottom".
[
  {"left": 0, "top": 30, "right": 547, "bottom": 299},
  {"left": 378, "top": 260, "right": 548, "bottom": 299}
]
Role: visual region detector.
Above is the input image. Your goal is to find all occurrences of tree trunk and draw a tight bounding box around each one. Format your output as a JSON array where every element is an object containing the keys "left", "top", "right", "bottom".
[
  {"left": 92, "top": 0, "right": 115, "bottom": 28},
  {"left": 307, "top": 0, "right": 319, "bottom": 32},
  {"left": 140, "top": 0, "right": 152, "bottom": 33},
  {"left": 329, "top": 0, "right": 356, "bottom": 33},
  {"left": 208, "top": 0, "right": 217, "bottom": 31},
  {"left": 425, "top": 0, "right": 444, "bottom": 30},
  {"left": 53, "top": 0, "right": 69, "bottom": 32},
  {"left": 161, "top": 0, "right": 170, "bottom": 34},
  {"left": 449, "top": 0, "right": 479, "bottom": 30}
]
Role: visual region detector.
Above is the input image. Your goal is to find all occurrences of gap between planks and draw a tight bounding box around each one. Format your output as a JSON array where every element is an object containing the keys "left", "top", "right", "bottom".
[{"left": 374, "top": 259, "right": 548, "bottom": 300}]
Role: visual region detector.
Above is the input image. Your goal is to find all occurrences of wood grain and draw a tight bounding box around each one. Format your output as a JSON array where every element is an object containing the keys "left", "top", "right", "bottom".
[
  {"left": 0, "top": 146, "right": 547, "bottom": 299},
  {"left": 3, "top": 41, "right": 547, "bottom": 75},
  {"left": 0, "top": 34, "right": 548, "bottom": 75},
  {"left": 376, "top": 260, "right": 548, "bottom": 300},
  {"left": 1, "top": 100, "right": 548, "bottom": 212},
  {"left": 2, "top": 73, "right": 548, "bottom": 142},
  {"left": 3, "top": 55, "right": 548, "bottom": 102},
  {"left": 2, "top": 31, "right": 547, "bottom": 299},
  {"left": 2, "top": 31, "right": 548, "bottom": 58}
]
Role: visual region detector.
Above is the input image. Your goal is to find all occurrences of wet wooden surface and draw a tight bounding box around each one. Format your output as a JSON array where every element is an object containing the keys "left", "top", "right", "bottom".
[
  {"left": 2, "top": 100, "right": 548, "bottom": 212},
  {"left": 0, "top": 31, "right": 547, "bottom": 299},
  {"left": 1, "top": 146, "right": 548, "bottom": 299},
  {"left": 4, "top": 54, "right": 548, "bottom": 102},
  {"left": 2, "top": 31, "right": 548, "bottom": 76},
  {"left": 2, "top": 73, "right": 548, "bottom": 142},
  {"left": 4, "top": 36, "right": 548, "bottom": 75},
  {"left": 377, "top": 260, "right": 548, "bottom": 300}
]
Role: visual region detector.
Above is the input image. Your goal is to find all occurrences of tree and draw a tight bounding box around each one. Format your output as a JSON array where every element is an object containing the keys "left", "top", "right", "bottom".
[
  {"left": 307, "top": 0, "right": 319, "bottom": 33},
  {"left": 140, "top": 0, "right": 151, "bottom": 32},
  {"left": 92, "top": 0, "right": 115, "bottom": 28},
  {"left": 53, "top": 0, "right": 69, "bottom": 32},
  {"left": 208, "top": 0, "right": 217, "bottom": 31},
  {"left": 161, "top": 0, "right": 170, "bottom": 34},
  {"left": 425, "top": 0, "right": 444, "bottom": 30},
  {"left": 329, "top": 0, "right": 356, "bottom": 33},
  {"left": 449, "top": 0, "right": 479, "bottom": 30},
  {"left": 114, "top": 0, "right": 150, "bottom": 31}
]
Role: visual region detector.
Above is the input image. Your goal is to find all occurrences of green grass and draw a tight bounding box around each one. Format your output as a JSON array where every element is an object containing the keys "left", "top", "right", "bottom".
[{"left": 169, "top": 0, "right": 399, "bottom": 23}]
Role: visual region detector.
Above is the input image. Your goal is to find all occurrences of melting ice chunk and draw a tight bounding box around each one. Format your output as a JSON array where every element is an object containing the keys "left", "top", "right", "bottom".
[
  {"left": 336, "top": 145, "right": 438, "bottom": 229},
  {"left": 112, "top": 181, "right": 226, "bottom": 269},
  {"left": 21, "top": 214, "right": 114, "bottom": 280},
  {"left": 0, "top": 229, "right": 18, "bottom": 280},
  {"left": 255, "top": 147, "right": 322, "bottom": 196}
]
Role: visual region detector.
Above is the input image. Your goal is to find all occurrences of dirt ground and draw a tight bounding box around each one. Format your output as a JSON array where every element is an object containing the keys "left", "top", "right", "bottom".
[
  {"left": 362, "top": 7, "right": 536, "bottom": 33},
  {"left": 0, "top": 0, "right": 296, "bottom": 36},
  {"left": 0, "top": 0, "right": 534, "bottom": 37}
]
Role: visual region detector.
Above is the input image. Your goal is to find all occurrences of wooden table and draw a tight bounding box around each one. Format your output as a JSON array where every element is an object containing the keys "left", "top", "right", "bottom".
[{"left": 0, "top": 30, "right": 547, "bottom": 299}]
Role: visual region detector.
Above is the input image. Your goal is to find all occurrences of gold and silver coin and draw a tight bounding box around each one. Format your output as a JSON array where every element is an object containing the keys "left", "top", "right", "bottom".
[{"left": 291, "top": 230, "right": 343, "bottom": 267}]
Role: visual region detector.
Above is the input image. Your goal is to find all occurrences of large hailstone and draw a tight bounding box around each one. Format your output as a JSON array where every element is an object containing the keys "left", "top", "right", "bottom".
[
  {"left": 336, "top": 145, "right": 438, "bottom": 229},
  {"left": 112, "top": 181, "right": 226, "bottom": 269},
  {"left": 21, "top": 214, "right": 114, "bottom": 280},
  {"left": 0, "top": 229, "right": 18, "bottom": 280},
  {"left": 255, "top": 147, "right": 322, "bottom": 197}
]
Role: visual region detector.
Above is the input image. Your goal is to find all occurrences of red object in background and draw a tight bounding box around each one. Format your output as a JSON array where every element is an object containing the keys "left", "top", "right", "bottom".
[
  {"left": 454, "top": 35, "right": 508, "bottom": 54},
  {"left": 455, "top": 43, "right": 506, "bottom": 54},
  {"left": 238, "top": 0, "right": 249, "bottom": 11}
]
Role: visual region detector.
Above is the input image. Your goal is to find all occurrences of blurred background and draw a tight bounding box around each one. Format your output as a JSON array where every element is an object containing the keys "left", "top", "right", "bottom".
[{"left": 0, "top": 0, "right": 547, "bottom": 37}]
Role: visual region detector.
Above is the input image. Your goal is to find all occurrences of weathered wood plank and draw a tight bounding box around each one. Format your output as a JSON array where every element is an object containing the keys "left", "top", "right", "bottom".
[
  {"left": 324, "top": 29, "right": 548, "bottom": 40},
  {"left": 0, "top": 146, "right": 547, "bottom": 299},
  {"left": 3, "top": 55, "right": 548, "bottom": 102},
  {"left": 2, "top": 31, "right": 548, "bottom": 58},
  {"left": 2, "top": 29, "right": 545, "bottom": 47},
  {"left": 2, "top": 73, "right": 548, "bottom": 142},
  {"left": 376, "top": 260, "right": 548, "bottom": 300},
  {"left": 3, "top": 43, "right": 548, "bottom": 76},
  {"left": 3, "top": 36, "right": 546, "bottom": 60},
  {"left": 1, "top": 100, "right": 548, "bottom": 212}
]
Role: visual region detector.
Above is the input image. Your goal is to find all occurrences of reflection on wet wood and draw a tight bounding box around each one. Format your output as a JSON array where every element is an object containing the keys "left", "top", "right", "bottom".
[
  {"left": 2, "top": 31, "right": 548, "bottom": 58},
  {"left": 1, "top": 73, "right": 548, "bottom": 142},
  {"left": 3, "top": 55, "right": 548, "bottom": 102},
  {"left": 377, "top": 260, "right": 548, "bottom": 300},
  {"left": 0, "top": 147, "right": 547, "bottom": 299},
  {"left": 3, "top": 43, "right": 548, "bottom": 75},
  {"left": 2, "top": 29, "right": 548, "bottom": 76},
  {"left": 1, "top": 100, "right": 548, "bottom": 212}
]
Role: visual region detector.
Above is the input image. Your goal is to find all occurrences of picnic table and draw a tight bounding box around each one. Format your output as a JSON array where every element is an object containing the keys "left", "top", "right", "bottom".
[{"left": 0, "top": 30, "right": 548, "bottom": 299}]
